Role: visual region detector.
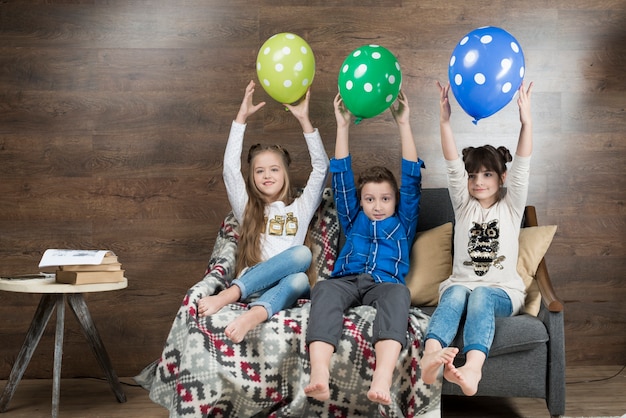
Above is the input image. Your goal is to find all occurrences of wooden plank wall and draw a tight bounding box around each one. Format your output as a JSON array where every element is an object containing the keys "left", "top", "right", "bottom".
[{"left": 0, "top": 1, "right": 624, "bottom": 378}]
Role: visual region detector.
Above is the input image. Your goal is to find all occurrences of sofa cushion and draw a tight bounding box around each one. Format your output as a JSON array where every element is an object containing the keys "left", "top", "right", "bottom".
[
  {"left": 473, "top": 315, "right": 549, "bottom": 357},
  {"left": 405, "top": 222, "right": 453, "bottom": 306},
  {"left": 518, "top": 225, "right": 557, "bottom": 316}
]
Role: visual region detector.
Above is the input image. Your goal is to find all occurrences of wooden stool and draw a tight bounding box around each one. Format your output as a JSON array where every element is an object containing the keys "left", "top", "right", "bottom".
[{"left": 0, "top": 276, "right": 128, "bottom": 417}]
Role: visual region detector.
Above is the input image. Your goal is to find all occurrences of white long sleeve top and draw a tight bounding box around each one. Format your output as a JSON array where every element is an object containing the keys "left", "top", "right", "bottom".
[
  {"left": 439, "top": 155, "right": 531, "bottom": 314},
  {"left": 223, "top": 121, "right": 329, "bottom": 264}
]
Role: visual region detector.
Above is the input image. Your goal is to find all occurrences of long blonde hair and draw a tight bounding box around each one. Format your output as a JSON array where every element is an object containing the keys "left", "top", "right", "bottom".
[{"left": 235, "top": 144, "right": 294, "bottom": 277}]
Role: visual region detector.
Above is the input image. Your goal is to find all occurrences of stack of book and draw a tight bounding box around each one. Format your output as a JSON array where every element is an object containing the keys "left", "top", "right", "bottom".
[{"left": 39, "top": 249, "right": 125, "bottom": 285}]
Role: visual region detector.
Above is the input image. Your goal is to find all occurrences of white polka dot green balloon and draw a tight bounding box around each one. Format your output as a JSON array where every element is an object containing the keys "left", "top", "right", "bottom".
[
  {"left": 256, "top": 33, "right": 315, "bottom": 104},
  {"left": 338, "top": 45, "right": 402, "bottom": 122}
]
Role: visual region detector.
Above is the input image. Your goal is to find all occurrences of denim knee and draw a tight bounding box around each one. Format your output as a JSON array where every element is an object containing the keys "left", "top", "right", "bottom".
[
  {"left": 288, "top": 272, "right": 311, "bottom": 298},
  {"left": 462, "top": 286, "right": 512, "bottom": 356},
  {"left": 467, "top": 286, "right": 491, "bottom": 306},
  {"left": 443, "top": 285, "right": 471, "bottom": 305},
  {"left": 289, "top": 245, "right": 313, "bottom": 269},
  {"left": 436, "top": 285, "right": 471, "bottom": 319},
  {"left": 466, "top": 286, "right": 512, "bottom": 317},
  {"left": 425, "top": 285, "right": 470, "bottom": 348}
]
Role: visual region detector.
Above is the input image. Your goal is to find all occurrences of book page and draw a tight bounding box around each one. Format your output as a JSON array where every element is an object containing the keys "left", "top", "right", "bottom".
[{"left": 38, "top": 249, "right": 115, "bottom": 268}]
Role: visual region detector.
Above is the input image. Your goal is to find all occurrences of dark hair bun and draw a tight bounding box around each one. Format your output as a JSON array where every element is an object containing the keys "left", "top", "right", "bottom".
[
  {"left": 461, "top": 147, "right": 474, "bottom": 160},
  {"left": 496, "top": 146, "right": 513, "bottom": 163}
]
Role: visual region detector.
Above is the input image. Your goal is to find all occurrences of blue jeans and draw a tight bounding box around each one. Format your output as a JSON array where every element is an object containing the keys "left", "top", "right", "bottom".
[
  {"left": 232, "top": 245, "right": 312, "bottom": 318},
  {"left": 425, "top": 285, "right": 513, "bottom": 356}
]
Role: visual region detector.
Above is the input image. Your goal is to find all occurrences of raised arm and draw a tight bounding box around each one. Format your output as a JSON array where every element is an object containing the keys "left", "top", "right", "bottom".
[
  {"left": 234, "top": 80, "right": 266, "bottom": 124},
  {"left": 333, "top": 93, "right": 351, "bottom": 159},
  {"left": 284, "top": 89, "right": 314, "bottom": 134},
  {"left": 390, "top": 91, "right": 418, "bottom": 162},
  {"left": 436, "top": 81, "right": 459, "bottom": 161},
  {"left": 290, "top": 89, "right": 330, "bottom": 223},
  {"left": 225, "top": 81, "right": 266, "bottom": 222},
  {"left": 515, "top": 81, "right": 534, "bottom": 158}
]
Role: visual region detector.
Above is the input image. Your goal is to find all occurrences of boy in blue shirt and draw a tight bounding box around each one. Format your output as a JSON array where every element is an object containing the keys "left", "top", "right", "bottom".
[{"left": 305, "top": 92, "right": 424, "bottom": 405}]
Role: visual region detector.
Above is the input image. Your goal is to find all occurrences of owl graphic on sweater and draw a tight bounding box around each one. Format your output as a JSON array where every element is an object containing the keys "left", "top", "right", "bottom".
[{"left": 464, "top": 219, "right": 506, "bottom": 276}]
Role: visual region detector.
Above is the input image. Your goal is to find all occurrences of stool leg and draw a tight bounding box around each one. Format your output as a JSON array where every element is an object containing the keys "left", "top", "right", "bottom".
[
  {"left": 51, "top": 295, "right": 65, "bottom": 418},
  {"left": 67, "top": 294, "right": 126, "bottom": 403},
  {"left": 0, "top": 294, "right": 57, "bottom": 413}
]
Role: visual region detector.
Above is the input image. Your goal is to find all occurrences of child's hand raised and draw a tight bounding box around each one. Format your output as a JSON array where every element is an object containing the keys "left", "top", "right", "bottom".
[
  {"left": 517, "top": 81, "right": 534, "bottom": 126},
  {"left": 285, "top": 89, "right": 314, "bottom": 133},
  {"left": 284, "top": 88, "right": 310, "bottom": 121},
  {"left": 333, "top": 93, "right": 351, "bottom": 128},
  {"left": 436, "top": 81, "right": 452, "bottom": 123},
  {"left": 235, "top": 80, "right": 266, "bottom": 124},
  {"left": 390, "top": 91, "right": 410, "bottom": 125}
]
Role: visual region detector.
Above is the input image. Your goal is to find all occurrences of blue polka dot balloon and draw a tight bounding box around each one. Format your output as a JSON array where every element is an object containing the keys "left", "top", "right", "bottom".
[{"left": 448, "top": 26, "right": 525, "bottom": 124}]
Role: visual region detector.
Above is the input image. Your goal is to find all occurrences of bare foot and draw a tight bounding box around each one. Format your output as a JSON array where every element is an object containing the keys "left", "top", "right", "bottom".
[
  {"left": 443, "top": 362, "right": 482, "bottom": 396},
  {"left": 198, "top": 286, "right": 241, "bottom": 317},
  {"left": 224, "top": 306, "right": 267, "bottom": 343},
  {"left": 304, "top": 369, "right": 330, "bottom": 402},
  {"left": 305, "top": 341, "right": 333, "bottom": 401},
  {"left": 420, "top": 347, "right": 459, "bottom": 384},
  {"left": 367, "top": 367, "right": 393, "bottom": 405},
  {"left": 366, "top": 339, "right": 400, "bottom": 405},
  {"left": 366, "top": 387, "right": 391, "bottom": 405}
]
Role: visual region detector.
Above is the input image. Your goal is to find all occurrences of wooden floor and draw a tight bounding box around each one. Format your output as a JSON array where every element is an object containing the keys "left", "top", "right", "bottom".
[{"left": 0, "top": 365, "right": 624, "bottom": 417}]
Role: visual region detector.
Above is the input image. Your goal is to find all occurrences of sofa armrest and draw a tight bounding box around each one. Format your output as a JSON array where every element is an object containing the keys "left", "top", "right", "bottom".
[
  {"left": 524, "top": 206, "right": 566, "bottom": 416},
  {"left": 536, "top": 259, "right": 563, "bottom": 313},
  {"left": 523, "top": 206, "right": 563, "bottom": 313},
  {"left": 537, "top": 297, "right": 566, "bottom": 416}
]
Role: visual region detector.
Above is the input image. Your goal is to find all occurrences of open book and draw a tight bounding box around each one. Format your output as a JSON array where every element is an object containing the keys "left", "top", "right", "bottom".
[{"left": 39, "top": 249, "right": 117, "bottom": 268}]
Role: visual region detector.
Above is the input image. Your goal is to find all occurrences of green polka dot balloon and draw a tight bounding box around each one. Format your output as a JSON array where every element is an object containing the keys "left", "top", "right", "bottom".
[
  {"left": 256, "top": 33, "right": 315, "bottom": 104},
  {"left": 338, "top": 45, "right": 402, "bottom": 122}
]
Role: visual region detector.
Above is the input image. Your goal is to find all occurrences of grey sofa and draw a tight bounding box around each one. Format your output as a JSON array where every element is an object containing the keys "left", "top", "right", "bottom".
[
  {"left": 416, "top": 188, "right": 566, "bottom": 417},
  {"left": 138, "top": 187, "right": 565, "bottom": 417}
]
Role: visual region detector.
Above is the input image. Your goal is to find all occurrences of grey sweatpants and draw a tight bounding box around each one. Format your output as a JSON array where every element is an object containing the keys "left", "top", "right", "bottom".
[{"left": 306, "top": 273, "right": 411, "bottom": 350}]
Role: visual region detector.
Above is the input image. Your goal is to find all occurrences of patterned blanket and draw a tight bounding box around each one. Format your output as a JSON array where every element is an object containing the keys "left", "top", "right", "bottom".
[{"left": 135, "top": 189, "right": 442, "bottom": 417}]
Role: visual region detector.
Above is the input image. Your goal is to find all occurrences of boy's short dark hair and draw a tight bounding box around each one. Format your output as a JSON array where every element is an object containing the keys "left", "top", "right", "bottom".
[{"left": 357, "top": 166, "right": 399, "bottom": 201}]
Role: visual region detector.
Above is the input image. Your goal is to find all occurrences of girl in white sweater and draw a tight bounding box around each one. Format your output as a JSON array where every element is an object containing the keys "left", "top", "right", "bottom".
[
  {"left": 197, "top": 81, "right": 329, "bottom": 343},
  {"left": 420, "top": 80, "right": 534, "bottom": 396}
]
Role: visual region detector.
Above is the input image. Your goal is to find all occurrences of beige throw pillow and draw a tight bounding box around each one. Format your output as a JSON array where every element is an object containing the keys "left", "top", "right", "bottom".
[
  {"left": 517, "top": 225, "right": 558, "bottom": 316},
  {"left": 405, "top": 223, "right": 453, "bottom": 306}
]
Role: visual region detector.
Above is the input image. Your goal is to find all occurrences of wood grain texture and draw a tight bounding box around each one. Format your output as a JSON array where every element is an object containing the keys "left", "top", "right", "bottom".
[
  {"left": 0, "top": 365, "right": 624, "bottom": 417},
  {"left": 0, "top": 0, "right": 624, "bottom": 380}
]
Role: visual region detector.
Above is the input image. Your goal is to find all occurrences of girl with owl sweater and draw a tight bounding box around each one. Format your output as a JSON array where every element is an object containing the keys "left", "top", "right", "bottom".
[{"left": 420, "top": 80, "right": 534, "bottom": 396}]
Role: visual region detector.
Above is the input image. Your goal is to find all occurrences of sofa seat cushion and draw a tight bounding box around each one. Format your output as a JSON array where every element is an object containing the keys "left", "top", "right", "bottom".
[
  {"left": 419, "top": 308, "right": 548, "bottom": 357},
  {"left": 484, "top": 314, "right": 549, "bottom": 357}
]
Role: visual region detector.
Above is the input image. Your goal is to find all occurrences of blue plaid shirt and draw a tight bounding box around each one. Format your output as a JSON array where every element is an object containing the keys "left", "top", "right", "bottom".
[{"left": 330, "top": 155, "right": 425, "bottom": 284}]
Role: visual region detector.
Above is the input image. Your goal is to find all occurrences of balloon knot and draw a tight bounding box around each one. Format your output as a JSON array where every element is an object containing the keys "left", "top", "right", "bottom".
[
  {"left": 354, "top": 118, "right": 362, "bottom": 125},
  {"left": 472, "top": 119, "right": 479, "bottom": 125}
]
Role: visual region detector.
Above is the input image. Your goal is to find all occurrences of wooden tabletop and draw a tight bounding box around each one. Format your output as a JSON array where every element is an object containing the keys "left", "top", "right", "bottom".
[{"left": 0, "top": 276, "right": 128, "bottom": 294}]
